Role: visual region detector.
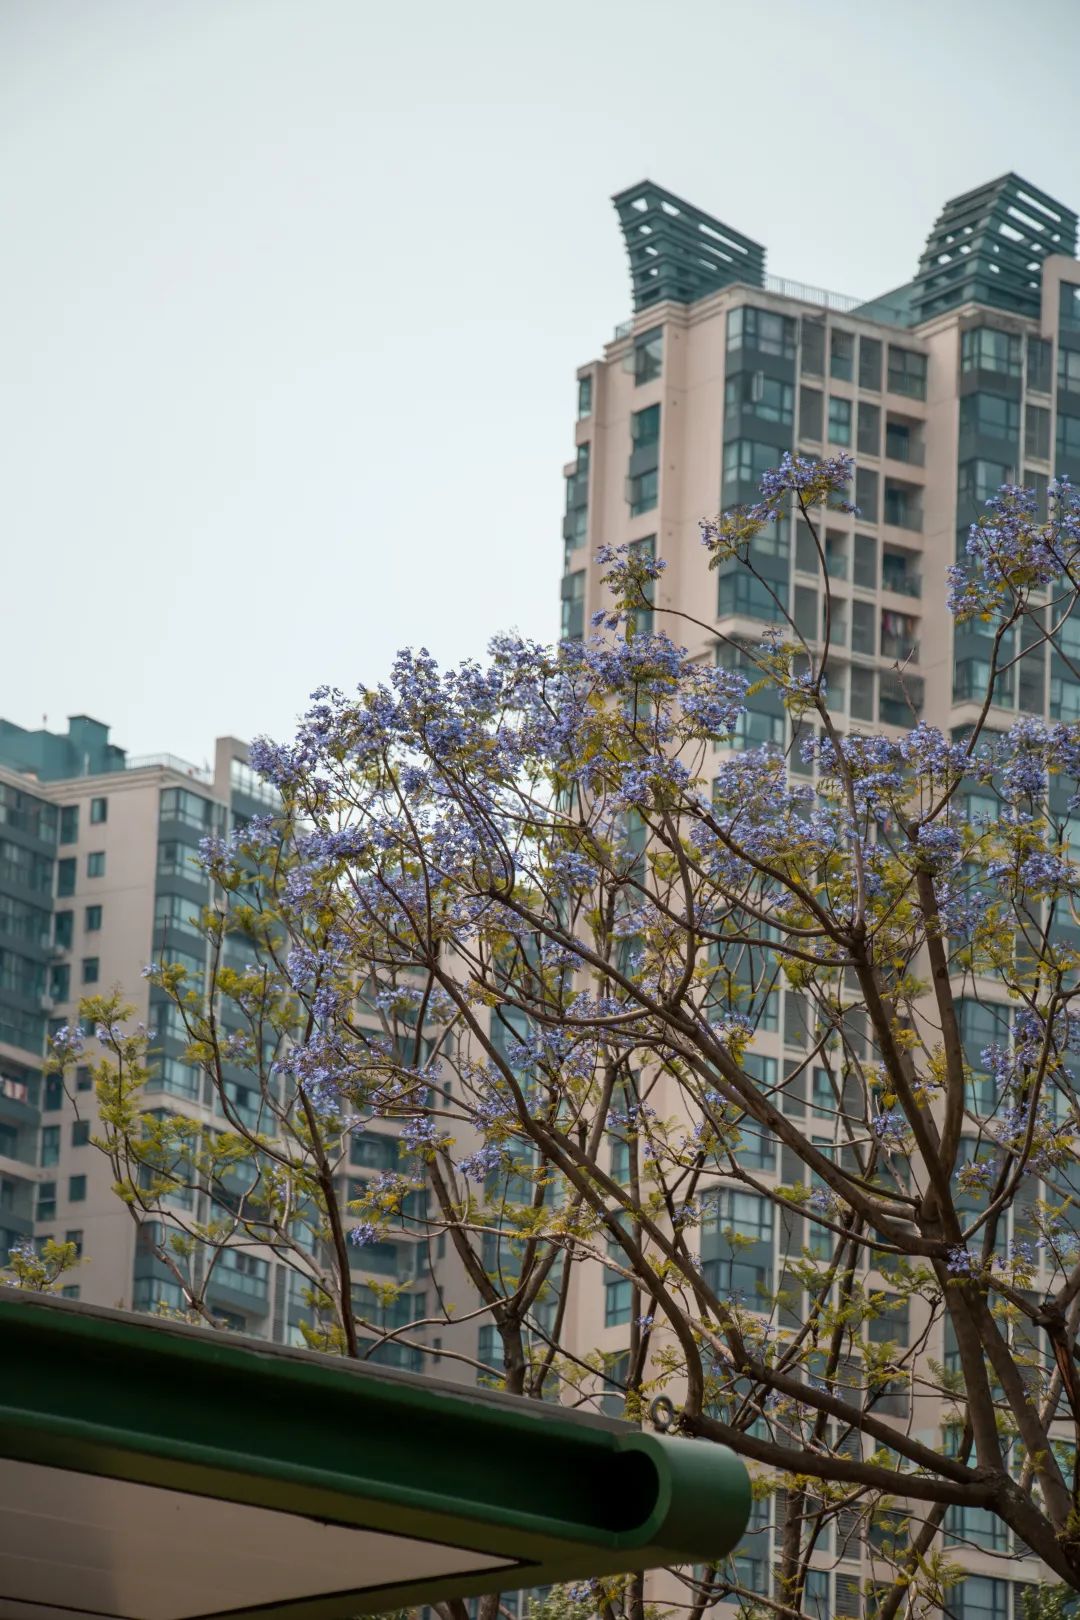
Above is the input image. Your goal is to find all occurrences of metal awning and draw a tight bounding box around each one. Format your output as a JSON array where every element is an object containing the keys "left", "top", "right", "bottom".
[{"left": 0, "top": 1295, "right": 750, "bottom": 1620}]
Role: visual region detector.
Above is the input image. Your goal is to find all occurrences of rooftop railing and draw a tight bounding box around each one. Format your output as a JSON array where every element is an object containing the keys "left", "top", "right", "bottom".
[
  {"left": 612, "top": 275, "right": 868, "bottom": 340},
  {"left": 764, "top": 274, "right": 865, "bottom": 313},
  {"left": 125, "top": 753, "right": 213, "bottom": 783}
]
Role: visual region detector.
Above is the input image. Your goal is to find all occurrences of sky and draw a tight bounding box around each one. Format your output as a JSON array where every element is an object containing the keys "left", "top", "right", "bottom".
[{"left": 1, "top": 0, "right": 1078, "bottom": 767}]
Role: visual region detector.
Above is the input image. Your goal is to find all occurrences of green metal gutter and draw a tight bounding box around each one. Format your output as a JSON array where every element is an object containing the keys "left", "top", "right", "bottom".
[{"left": 0, "top": 1294, "right": 750, "bottom": 1619}]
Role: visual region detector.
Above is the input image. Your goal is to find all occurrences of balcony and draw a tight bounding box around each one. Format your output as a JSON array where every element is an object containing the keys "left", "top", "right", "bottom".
[
  {"left": 880, "top": 609, "right": 919, "bottom": 664},
  {"left": 881, "top": 633, "right": 919, "bottom": 663},
  {"left": 880, "top": 672, "right": 924, "bottom": 723},
  {"left": 881, "top": 550, "right": 922, "bottom": 598},
  {"left": 883, "top": 481, "right": 923, "bottom": 532},
  {"left": 884, "top": 419, "right": 926, "bottom": 467}
]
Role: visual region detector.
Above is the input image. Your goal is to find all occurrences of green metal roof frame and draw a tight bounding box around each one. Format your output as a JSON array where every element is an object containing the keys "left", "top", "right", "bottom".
[
  {"left": 613, "top": 181, "right": 765, "bottom": 312},
  {"left": 911, "top": 172, "right": 1078, "bottom": 322},
  {"left": 0, "top": 1295, "right": 751, "bottom": 1620}
]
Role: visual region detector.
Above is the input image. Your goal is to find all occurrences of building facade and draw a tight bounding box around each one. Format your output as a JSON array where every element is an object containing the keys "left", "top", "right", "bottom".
[
  {"left": 0, "top": 715, "right": 468, "bottom": 1373},
  {"left": 0, "top": 720, "right": 294, "bottom": 1323},
  {"left": 558, "top": 173, "right": 1080, "bottom": 1620}
]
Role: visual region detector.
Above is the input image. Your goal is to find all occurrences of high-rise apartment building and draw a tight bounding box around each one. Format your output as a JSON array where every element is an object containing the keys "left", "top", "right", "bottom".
[
  {"left": 558, "top": 172, "right": 1080, "bottom": 1620},
  {"left": 563, "top": 172, "right": 1080, "bottom": 748},
  {"left": 0, "top": 715, "right": 460, "bottom": 1368},
  {"left": 0, "top": 718, "right": 292, "bottom": 1321}
]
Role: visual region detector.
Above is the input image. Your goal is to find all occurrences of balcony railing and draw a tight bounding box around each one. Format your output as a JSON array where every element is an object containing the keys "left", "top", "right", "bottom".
[
  {"left": 886, "top": 370, "right": 927, "bottom": 401},
  {"left": 881, "top": 635, "right": 919, "bottom": 663},
  {"left": 881, "top": 569, "right": 922, "bottom": 598},
  {"left": 883, "top": 498, "right": 923, "bottom": 532},
  {"left": 884, "top": 434, "right": 926, "bottom": 467}
]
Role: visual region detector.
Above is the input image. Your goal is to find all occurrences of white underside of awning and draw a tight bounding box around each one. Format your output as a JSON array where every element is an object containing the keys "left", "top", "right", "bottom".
[{"left": 0, "top": 1460, "right": 516, "bottom": 1620}]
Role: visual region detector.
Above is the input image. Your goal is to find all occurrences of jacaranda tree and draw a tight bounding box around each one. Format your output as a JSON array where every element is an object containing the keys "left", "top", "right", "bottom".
[{"left": 49, "top": 454, "right": 1080, "bottom": 1617}]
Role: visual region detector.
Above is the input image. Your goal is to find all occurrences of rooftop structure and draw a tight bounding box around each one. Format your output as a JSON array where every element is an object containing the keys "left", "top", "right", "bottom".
[
  {"left": 0, "top": 714, "right": 126, "bottom": 782},
  {"left": 613, "top": 181, "right": 766, "bottom": 312}
]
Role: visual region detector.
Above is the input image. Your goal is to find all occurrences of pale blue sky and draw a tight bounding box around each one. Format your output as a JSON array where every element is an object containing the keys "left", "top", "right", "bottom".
[{"left": 1, "top": 0, "right": 1077, "bottom": 764}]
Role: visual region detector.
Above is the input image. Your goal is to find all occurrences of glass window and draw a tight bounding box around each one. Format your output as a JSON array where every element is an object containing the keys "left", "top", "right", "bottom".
[
  {"left": 631, "top": 403, "right": 660, "bottom": 448},
  {"left": 81, "top": 957, "right": 99, "bottom": 985},
  {"left": 65, "top": 1229, "right": 83, "bottom": 1255},
  {"left": 1028, "top": 336, "right": 1053, "bottom": 393},
  {"left": 71, "top": 1120, "right": 90, "bottom": 1147},
  {"left": 89, "top": 797, "right": 108, "bottom": 825},
  {"left": 54, "top": 911, "right": 73, "bottom": 949},
  {"left": 887, "top": 346, "right": 927, "bottom": 399},
  {"left": 560, "top": 571, "right": 585, "bottom": 641},
  {"left": 1057, "top": 412, "right": 1080, "bottom": 465},
  {"left": 76, "top": 1066, "right": 92, "bottom": 1092},
  {"left": 87, "top": 852, "right": 105, "bottom": 878},
  {"left": 59, "top": 805, "right": 79, "bottom": 844},
  {"left": 727, "top": 304, "right": 796, "bottom": 359},
  {"left": 633, "top": 327, "right": 663, "bottom": 385},
  {"left": 960, "top": 459, "right": 1013, "bottom": 505},
  {"left": 67, "top": 1174, "right": 86, "bottom": 1203},
  {"left": 160, "top": 788, "right": 216, "bottom": 831},
  {"left": 827, "top": 397, "right": 852, "bottom": 446},
  {"left": 604, "top": 1215, "right": 634, "bottom": 1325},
  {"left": 154, "top": 893, "right": 202, "bottom": 936},
  {"left": 726, "top": 371, "right": 793, "bottom": 425},
  {"left": 604, "top": 1272, "right": 632, "bottom": 1326},
  {"left": 855, "top": 466, "right": 879, "bottom": 523},
  {"left": 953, "top": 1576, "right": 1008, "bottom": 1620},
  {"left": 1059, "top": 347, "right": 1080, "bottom": 393},
  {"left": 149, "top": 1057, "right": 201, "bottom": 1098},
  {"left": 85, "top": 905, "right": 102, "bottom": 932},
  {"left": 960, "top": 326, "right": 1022, "bottom": 376},
  {"left": 0, "top": 894, "right": 50, "bottom": 949},
  {"left": 49, "top": 963, "right": 70, "bottom": 1003},
  {"left": 851, "top": 599, "right": 876, "bottom": 655},
  {"left": 945, "top": 1502, "right": 1009, "bottom": 1551},
  {"left": 704, "top": 1187, "right": 772, "bottom": 1242},
  {"left": 804, "top": 1571, "right": 830, "bottom": 1620},
  {"left": 37, "top": 1181, "right": 56, "bottom": 1220},
  {"left": 724, "top": 1494, "right": 770, "bottom": 1594},
  {"left": 1060, "top": 283, "right": 1080, "bottom": 331},
  {"left": 628, "top": 536, "right": 656, "bottom": 636},
  {"left": 734, "top": 708, "right": 784, "bottom": 747},
  {"left": 798, "top": 385, "right": 822, "bottom": 440},
  {"left": 1026, "top": 405, "right": 1051, "bottom": 460},
  {"left": 576, "top": 374, "right": 592, "bottom": 419},
  {"left": 42, "top": 1075, "right": 63, "bottom": 1112},
  {"left": 1051, "top": 673, "right": 1080, "bottom": 722},
  {"left": 40, "top": 1125, "right": 60, "bottom": 1167},
  {"left": 722, "top": 439, "right": 778, "bottom": 498},
  {"left": 850, "top": 666, "right": 875, "bottom": 720},
  {"left": 794, "top": 584, "right": 817, "bottom": 640},
  {"left": 829, "top": 329, "right": 854, "bottom": 381},
  {"left": 718, "top": 571, "right": 787, "bottom": 623},
  {"left": 858, "top": 335, "right": 882, "bottom": 391},
  {"left": 627, "top": 467, "right": 657, "bottom": 516},
  {"left": 800, "top": 316, "right": 825, "bottom": 375},
  {"left": 157, "top": 840, "right": 206, "bottom": 884},
  {"left": 0, "top": 840, "right": 52, "bottom": 897},
  {"left": 133, "top": 1277, "right": 185, "bottom": 1313},
  {"left": 853, "top": 533, "right": 877, "bottom": 588},
  {"left": 57, "top": 858, "right": 76, "bottom": 897},
  {"left": 857, "top": 401, "right": 880, "bottom": 455},
  {"left": 160, "top": 944, "right": 204, "bottom": 983},
  {"left": 960, "top": 393, "right": 1020, "bottom": 439}
]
